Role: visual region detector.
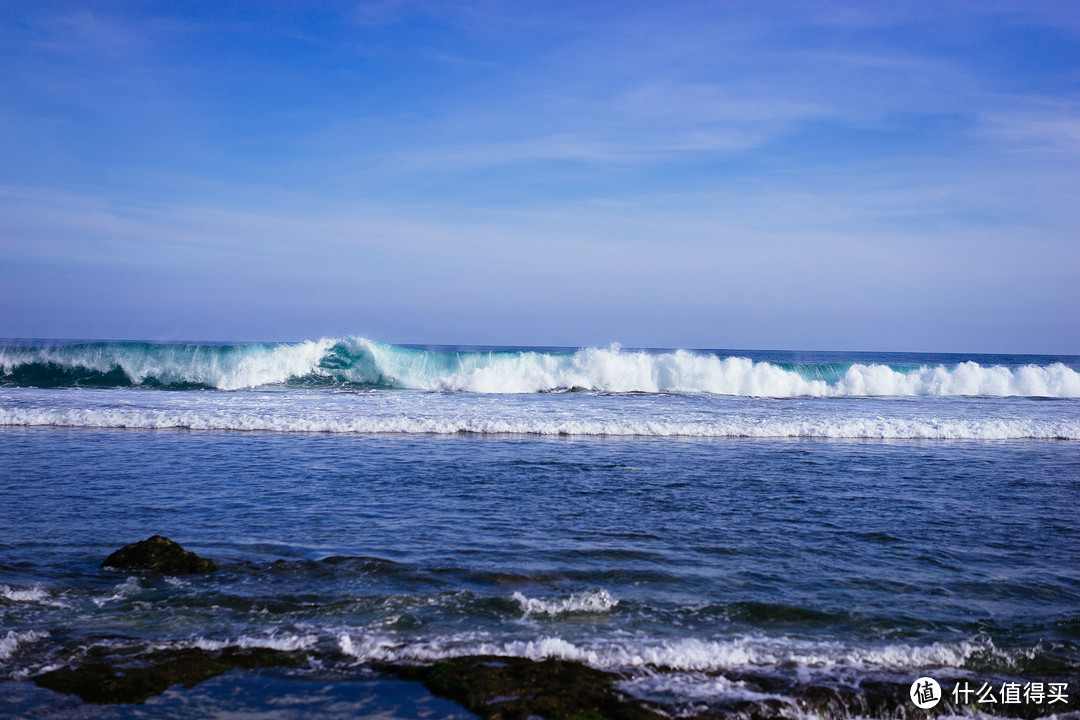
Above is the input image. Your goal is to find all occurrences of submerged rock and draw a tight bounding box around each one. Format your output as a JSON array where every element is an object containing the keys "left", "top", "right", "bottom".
[
  {"left": 388, "top": 655, "right": 666, "bottom": 720},
  {"left": 101, "top": 535, "right": 217, "bottom": 573},
  {"left": 32, "top": 648, "right": 1077, "bottom": 717},
  {"left": 32, "top": 647, "right": 299, "bottom": 704},
  {"left": 390, "top": 657, "right": 1078, "bottom": 720}
]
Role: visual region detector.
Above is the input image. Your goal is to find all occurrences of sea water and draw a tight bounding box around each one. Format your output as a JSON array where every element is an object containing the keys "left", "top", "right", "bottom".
[{"left": 1, "top": 338, "right": 1078, "bottom": 718}]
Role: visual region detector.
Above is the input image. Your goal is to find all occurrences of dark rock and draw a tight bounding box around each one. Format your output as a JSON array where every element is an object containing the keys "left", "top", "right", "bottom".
[
  {"left": 389, "top": 657, "right": 1078, "bottom": 720},
  {"left": 32, "top": 647, "right": 299, "bottom": 704},
  {"left": 386, "top": 655, "right": 666, "bottom": 720},
  {"left": 101, "top": 535, "right": 217, "bottom": 573},
  {"left": 34, "top": 644, "right": 1077, "bottom": 718}
]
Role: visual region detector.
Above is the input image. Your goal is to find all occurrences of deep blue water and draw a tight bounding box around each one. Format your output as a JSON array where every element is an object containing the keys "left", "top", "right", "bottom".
[{"left": 2, "top": 429, "right": 1079, "bottom": 718}]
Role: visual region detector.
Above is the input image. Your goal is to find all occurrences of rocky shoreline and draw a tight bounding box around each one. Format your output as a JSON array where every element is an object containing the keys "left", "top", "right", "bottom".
[
  {"left": 29, "top": 646, "right": 1080, "bottom": 720},
  {"left": 20, "top": 538, "right": 1080, "bottom": 720}
]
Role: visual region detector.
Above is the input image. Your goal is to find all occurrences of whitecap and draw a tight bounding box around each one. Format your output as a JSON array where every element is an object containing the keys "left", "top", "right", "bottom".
[{"left": 512, "top": 589, "right": 618, "bottom": 617}]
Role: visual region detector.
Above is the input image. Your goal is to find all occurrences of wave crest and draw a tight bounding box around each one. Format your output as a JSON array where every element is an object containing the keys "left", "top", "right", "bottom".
[
  {"left": 0, "top": 630, "right": 48, "bottom": 661},
  {"left": 334, "top": 631, "right": 999, "bottom": 673},
  {"left": 2, "top": 338, "right": 1078, "bottom": 397},
  {"left": 512, "top": 590, "right": 618, "bottom": 617}
]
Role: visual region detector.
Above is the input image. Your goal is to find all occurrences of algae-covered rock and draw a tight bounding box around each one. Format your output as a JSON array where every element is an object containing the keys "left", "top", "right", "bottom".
[
  {"left": 389, "top": 655, "right": 666, "bottom": 720},
  {"left": 32, "top": 647, "right": 299, "bottom": 704},
  {"left": 101, "top": 535, "right": 217, "bottom": 573}
]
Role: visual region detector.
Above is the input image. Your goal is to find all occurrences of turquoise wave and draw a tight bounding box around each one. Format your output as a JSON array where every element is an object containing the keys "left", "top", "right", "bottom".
[{"left": 1, "top": 338, "right": 1078, "bottom": 397}]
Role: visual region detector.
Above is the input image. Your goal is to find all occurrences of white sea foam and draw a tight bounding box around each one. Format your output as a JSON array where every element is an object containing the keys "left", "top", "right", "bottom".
[
  {"left": 181, "top": 633, "right": 319, "bottom": 652},
  {"left": 333, "top": 631, "right": 1016, "bottom": 716},
  {"left": 374, "top": 345, "right": 1080, "bottom": 397},
  {"left": 1, "top": 584, "right": 50, "bottom": 603},
  {"left": 512, "top": 589, "right": 618, "bottom": 616},
  {"left": 0, "top": 630, "right": 48, "bottom": 661},
  {"left": 3, "top": 337, "right": 1078, "bottom": 397},
  {"left": 3, "top": 403, "right": 1077, "bottom": 439},
  {"left": 335, "top": 631, "right": 995, "bottom": 674},
  {"left": 4, "top": 349, "right": 1079, "bottom": 439},
  {"left": 618, "top": 672, "right": 785, "bottom": 704},
  {"left": 0, "top": 584, "right": 69, "bottom": 609},
  {"left": 338, "top": 633, "right": 399, "bottom": 661}
]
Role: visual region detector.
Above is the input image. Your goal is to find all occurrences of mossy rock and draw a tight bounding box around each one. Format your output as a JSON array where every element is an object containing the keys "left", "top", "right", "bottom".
[
  {"left": 389, "top": 655, "right": 666, "bottom": 720},
  {"left": 102, "top": 535, "right": 217, "bottom": 573}
]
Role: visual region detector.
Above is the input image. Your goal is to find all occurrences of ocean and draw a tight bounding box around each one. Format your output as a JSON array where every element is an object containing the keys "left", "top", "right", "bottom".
[{"left": 1, "top": 337, "right": 1078, "bottom": 719}]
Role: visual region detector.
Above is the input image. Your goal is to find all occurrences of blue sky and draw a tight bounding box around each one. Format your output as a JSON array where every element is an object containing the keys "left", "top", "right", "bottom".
[{"left": 2, "top": 1, "right": 1078, "bottom": 352}]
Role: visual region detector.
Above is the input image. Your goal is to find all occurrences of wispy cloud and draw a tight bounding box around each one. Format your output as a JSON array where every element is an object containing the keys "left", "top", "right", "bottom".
[
  {"left": 980, "top": 103, "right": 1080, "bottom": 153},
  {"left": 2, "top": 1, "right": 1079, "bottom": 348}
]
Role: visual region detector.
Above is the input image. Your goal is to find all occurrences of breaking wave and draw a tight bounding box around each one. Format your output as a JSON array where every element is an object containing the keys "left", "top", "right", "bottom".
[
  {"left": 2, "top": 337, "right": 1078, "bottom": 397},
  {"left": 165, "top": 634, "right": 320, "bottom": 653},
  {"left": 0, "top": 630, "right": 48, "bottom": 662},
  {"left": 513, "top": 590, "right": 618, "bottom": 617},
  {"left": 1, "top": 585, "right": 52, "bottom": 604},
  {"left": 335, "top": 631, "right": 1003, "bottom": 674}
]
